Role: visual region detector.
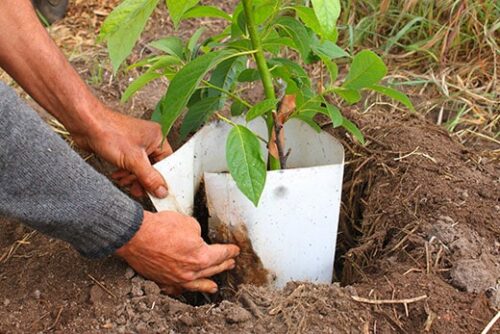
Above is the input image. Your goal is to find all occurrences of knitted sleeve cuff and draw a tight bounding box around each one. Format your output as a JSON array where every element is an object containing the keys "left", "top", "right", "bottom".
[
  {"left": 0, "top": 82, "right": 145, "bottom": 259},
  {"left": 77, "top": 201, "right": 144, "bottom": 259}
]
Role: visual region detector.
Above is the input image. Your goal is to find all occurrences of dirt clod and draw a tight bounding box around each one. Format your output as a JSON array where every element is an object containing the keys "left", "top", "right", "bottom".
[
  {"left": 143, "top": 280, "right": 161, "bottom": 296},
  {"left": 450, "top": 259, "right": 499, "bottom": 293},
  {"left": 89, "top": 285, "right": 107, "bottom": 305},
  {"left": 124, "top": 267, "right": 135, "bottom": 280},
  {"left": 179, "top": 313, "right": 200, "bottom": 327},
  {"left": 131, "top": 284, "right": 144, "bottom": 297},
  {"left": 224, "top": 304, "right": 252, "bottom": 324}
]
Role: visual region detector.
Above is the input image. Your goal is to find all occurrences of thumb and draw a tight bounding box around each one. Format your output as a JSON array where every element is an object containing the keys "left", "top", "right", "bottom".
[{"left": 129, "top": 151, "right": 168, "bottom": 198}]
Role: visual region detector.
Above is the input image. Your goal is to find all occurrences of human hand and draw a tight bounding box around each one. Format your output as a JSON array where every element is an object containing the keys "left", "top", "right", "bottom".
[
  {"left": 116, "top": 211, "right": 240, "bottom": 295},
  {"left": 72, "top": 109, "right": 172, "bottom": 198}
]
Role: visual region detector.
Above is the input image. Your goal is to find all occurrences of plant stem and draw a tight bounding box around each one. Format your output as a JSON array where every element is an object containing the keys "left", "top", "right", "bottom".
[
  {"left": 242, "top": 0, "right": 281, "bottom": 170},
  {"left": 201, "top": 80, "right": 252, "bottom": 108}
]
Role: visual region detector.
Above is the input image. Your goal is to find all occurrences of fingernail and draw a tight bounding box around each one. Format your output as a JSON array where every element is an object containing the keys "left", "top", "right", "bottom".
[
  {"left": 210, "top": 286, "right": 218, "bottom": 294},
  {"left": 155, "top": 186, "right": 168, "bottom": 198}
]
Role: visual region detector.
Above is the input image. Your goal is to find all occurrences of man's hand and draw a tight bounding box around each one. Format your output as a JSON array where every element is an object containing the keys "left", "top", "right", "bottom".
[
  {"left": 0, "top": 0, "right": 171, "bottom": 199},
  {"left": 116, "top": 211, "right": 240, "bottom": 295},
  {"left": 72, "top": 109, "right": 173, "bottom": 199}
]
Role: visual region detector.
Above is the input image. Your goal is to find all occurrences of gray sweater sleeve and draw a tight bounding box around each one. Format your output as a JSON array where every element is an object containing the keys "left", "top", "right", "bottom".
[{"left": 0, "top": 82, "right": 143, "bottom": 259}]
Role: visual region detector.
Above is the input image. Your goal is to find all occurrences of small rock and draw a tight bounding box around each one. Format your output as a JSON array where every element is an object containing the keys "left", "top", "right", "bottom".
[
  {"left": 450, "top": 259, "right": 497, "bottom": 293},
  {"left": 167, "top": 301, "right": 190, "bottom": 315},
  {"left": 135, "top": 301, "right": 149, "bottom": 312},
  {"left": 225, "top": 305, "right": 252, "bottom": 324},
  {"left": 125, "top": 267, "right": 136, "bottom": 280},
  {"left": 178, "top": 314, "right": 198, "bottom": 327},
  {"left": 459, "top": 190, "right": 468, "bottom": 200},
  {"left": 143, "top": 281, "right": 161, "bottom": 296},
  {"left": 102, "top": 322, "right": 113, "bottom": 329},
  {"left": 478, "top": 190, "right": 490, "bottom": 199},
  {"left": 89, "top": 285, "right": 107, "bottom": 305},
  {"left": 488, "top": 288, "right": 500, "bottom": 311},
  {"left": 135, "top": 322, "right": 149, "bottom": 334},
  {"left": 33, "top": 290, "right": 41, "bottom": 300},
  {"left": 115, "top": 315, "right": 127, "bottom": 325},
  {"left": 140, "top": 312, "right": 152, "bottom": 322},
  {"left": 3, "top": 299, "right": 10, "bottom": 307},
  {"left": 438, "top": 215, "right": 455, "bottom": 224},
  {"left": 131, "top": 276, "right": 145, "bottom": 284},
  {"left": 131, "top": 284, "right": 144, "bottom": 297}
]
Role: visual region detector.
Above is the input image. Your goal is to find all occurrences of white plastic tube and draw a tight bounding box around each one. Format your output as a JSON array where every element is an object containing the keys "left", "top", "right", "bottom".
[{"left": 150, "top": 118, "right": 344, "bottom": 287}]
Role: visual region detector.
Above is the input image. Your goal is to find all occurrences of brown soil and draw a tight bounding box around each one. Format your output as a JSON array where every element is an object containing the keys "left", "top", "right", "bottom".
[
  {"left": 1, "top": 108, "right": 498, "bottom": 333},
  {"left": 1, "top": 1, "right": 499, "bottom": 333}
]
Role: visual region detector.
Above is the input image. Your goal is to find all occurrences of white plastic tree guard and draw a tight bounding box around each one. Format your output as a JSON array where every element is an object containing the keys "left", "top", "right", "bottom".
[{"left": 149, "top": 118, "right": 344, "bottom": 288}]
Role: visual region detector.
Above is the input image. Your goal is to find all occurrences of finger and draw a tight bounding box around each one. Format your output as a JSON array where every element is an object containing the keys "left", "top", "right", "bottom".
[
  {"left": 181, "top": 279, "right": 218, "bottom": 294},
  {"left": 196, "top": 259, "right": 236, "bottom": 279},
  {"left": 129, "top": 151, "right": 168, "bottom": 198},
  {"left": 111, "top": 169, "right": 131, "bottom": 180},
  {"left": 151, "top": 141, "right": 173, "bottom": 162},
  {"left": 202, "top": 244, "right": 241, "bottom": 268},
  {"left": 130, "top": 182, "right": 145, "bottom": 198},
  {"left": 160, "top": 284, "right": 184, "bottom": 296},
  {"left": 117, "top": 174, "right": 137, "bottom": 187}
]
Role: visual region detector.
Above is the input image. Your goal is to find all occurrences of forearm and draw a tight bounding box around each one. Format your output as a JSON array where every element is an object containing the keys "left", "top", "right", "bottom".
[
  {"left": 0, "top": 0, "right": 104, "bottom": 136},
  {"left": 0, "top": 83, "right": 142, "bottom": 258}
]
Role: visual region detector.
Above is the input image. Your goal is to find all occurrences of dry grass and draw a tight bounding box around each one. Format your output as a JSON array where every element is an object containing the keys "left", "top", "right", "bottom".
[
  {"left": 338, "top": 0, "right": 499, "bottom": 153},
  {"left": 0, "top": 0, "right": 497, "bottom": 155}
]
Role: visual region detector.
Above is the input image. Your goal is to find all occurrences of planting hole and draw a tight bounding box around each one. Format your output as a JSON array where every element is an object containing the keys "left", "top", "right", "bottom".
[{"left": 176, "top": 159, "right": 369, "bottom": 306}]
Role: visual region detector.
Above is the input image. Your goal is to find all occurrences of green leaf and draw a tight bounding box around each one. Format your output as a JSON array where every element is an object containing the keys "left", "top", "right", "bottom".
[
  {"left": 342, "top": 118, "right": 365, "bottom": 144},
  {"left": 147, "top": 55, "right": 182, "bottom": 72},
  {"left": 227, "top": 39, "right": 252, "bottom": 51},
  {"left": 231, "top": 100, "right": 248, "bottom": 116},
  {"left": 262, "top": 37, "right": 296, "bottom": 54},
  {"left": 294, "top": 6, "right": 322, "bottom": 35},
  {"left": 238, "top": 68, "right": 260, "bottom": 82},
  {"left": 268, "top": 58, "right": 312, "bottom": 96},
  {"left": 166, "top": 0, "right": 200, "bottom": 28},
  {"left": 128, "top": 55, "right": 181, "bottom": 72},
  {"left": 158, "top": 50, "right": 231, "bottom": 135},
  {"left": 181, "top": 5, "right": 231, "bottom": 21},
  {"left": 246, "top": 99, "right": 278, "bottom": 122},
  {"left": 226, "top": 125, "right": 267, "bottom": 206},
  {"left": 186, "top": 27, "right": 206, "bottom": 59},
  {"left": 311, "top": 0, "right": 341, "bottom": 40},
  {"left": 293, "top": 111, "right": 322, "bottom": 132},
  {"left": 255, "top": 0, "right": 279, "bottom": 24},
  {"left": 268, "top": 58, "right": 311, "bottom": 87},
  {"left": 332, "top": 87, "right": 361, "bottom": 105},
  {"left": 127, "top": 55, "right": 161, "bottom": 70},
  {"left": 320, "top": 56, "right": 339, "bottom": 83},
  {"left": 326, "top": 104, "right": 343, "bottom": 127},
  {"left": 208, "top": 57, "right": 246, "bottom": 108},
  {"left": 151, "top": 99, "right": 163, "bottom": 123},
  {"left": 230, "top": 5, "right": 245, "bottom": 38},
  {"left": 275, "top": 17, "right": 313, "bottom": 62},
  {"left": 343, "top": 50, "right": 387, "bottom": 90},
  {"left": 121, "top": 72, "right": 163, "bottom": 103},
  {"left": 270, "top": 66, "right": 299, "bottom": 94},
  {"left": 99, "top": 0, "right": 160, "bottom": 73},
  {"left": 367, "top": 85, "right": 415, "bottom": 112},
  {"left": 312, "top": 40, "right": 349, "bottom": 59},
  {"left": 179, "top": 97, "right": 219, "bottom": 140},
  {"left": 149, "top": 37, "right": 184, "bottom": 59}
]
